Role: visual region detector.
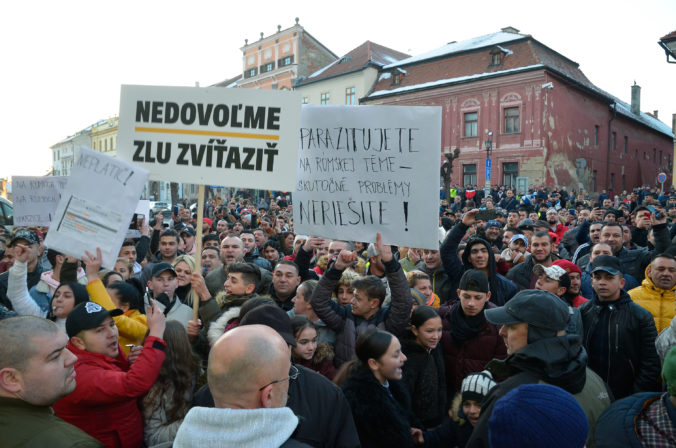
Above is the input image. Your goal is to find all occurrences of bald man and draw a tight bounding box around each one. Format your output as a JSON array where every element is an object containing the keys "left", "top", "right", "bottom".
[{"left": 174, "top": 325, "right": 309, "bottom": 447}]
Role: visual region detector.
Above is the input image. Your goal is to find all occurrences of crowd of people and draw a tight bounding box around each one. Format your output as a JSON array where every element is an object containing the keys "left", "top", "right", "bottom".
[{"left": 2, "top": 183, "right": 676, "bottom": 447}]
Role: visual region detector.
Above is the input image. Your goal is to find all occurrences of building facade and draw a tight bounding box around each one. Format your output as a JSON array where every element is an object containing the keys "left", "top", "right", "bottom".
[
  {"left": 90, "top": 117, "right": 119, "bottom": 158},
  {"left": 235, "top": 18, "right": 337, "bottom": 90},
  {"left": 363, "top": 27, "right": 674, "bottom": 193},
  {"left": 294, "top": 41, "right": 409, "bottom": 105}
]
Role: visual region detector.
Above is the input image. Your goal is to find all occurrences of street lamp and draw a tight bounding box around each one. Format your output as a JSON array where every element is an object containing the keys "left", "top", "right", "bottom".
[{"left": 484, "top": 131, "right": 493, "bottom": 194}]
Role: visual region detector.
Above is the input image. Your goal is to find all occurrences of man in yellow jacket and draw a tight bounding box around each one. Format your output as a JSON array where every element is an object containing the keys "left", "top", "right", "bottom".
[{"left": 629, "top": 254, "right": 676, "bottom": 333}]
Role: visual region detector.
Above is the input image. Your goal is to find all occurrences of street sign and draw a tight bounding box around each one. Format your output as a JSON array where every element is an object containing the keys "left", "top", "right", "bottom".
[{"left": 657, "top": 172, "right": 667, "bottom": 183}]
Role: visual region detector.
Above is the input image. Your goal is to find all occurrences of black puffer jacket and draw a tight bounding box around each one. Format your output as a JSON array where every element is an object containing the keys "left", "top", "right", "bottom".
[
  {"left": 579, "top": 290, "right": 660, "bottom": 399},
  {"left": 415, "top": 262, "right": 454, "bottom": 304},
  {"left": 400, "top": 336, "right": 447, "bottom": 429},
  {"left": 341, "top": 365, "right": 414, "bottom": 448},
  {"left": 440, "top": 223, "right": 518, "bottom": 305}
]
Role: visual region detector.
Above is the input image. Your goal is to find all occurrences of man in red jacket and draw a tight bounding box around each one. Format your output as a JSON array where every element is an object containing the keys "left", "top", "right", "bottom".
[{"left": 53, "top": 300, "right": 166, "bottom": 447}]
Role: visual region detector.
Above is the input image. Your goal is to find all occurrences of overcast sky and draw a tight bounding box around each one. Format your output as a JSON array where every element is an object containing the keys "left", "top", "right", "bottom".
[{"left": 1, "top": 0, "right": 674, "bottom": 179}]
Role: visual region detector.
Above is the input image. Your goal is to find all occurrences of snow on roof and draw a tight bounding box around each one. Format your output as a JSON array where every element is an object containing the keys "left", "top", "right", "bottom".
[
  {"left": 369, "top": 64, "right": 544, "bottom": 98},
  {"left": 385, "top": 31, "right": 525, "bottom": 68},
  {"left": 308, "top": 59, "right": 340, "bottom": 79},
  {"left": 613, "top": 97, "right": 674, "bottom": 137},
  {"left": 497, "top": 45, "right": 513, "bottom": 56},
  {"left": 378, "top": 72, "right": 392, "bottom": 81}
]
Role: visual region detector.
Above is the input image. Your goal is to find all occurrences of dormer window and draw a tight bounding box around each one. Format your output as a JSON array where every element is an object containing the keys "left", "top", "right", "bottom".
[
  {"left": 393, "top": 73, "right": 401, "bottom": 85},
  {"left": 490, "top": 47, "right": 505, "bottom": 66}
]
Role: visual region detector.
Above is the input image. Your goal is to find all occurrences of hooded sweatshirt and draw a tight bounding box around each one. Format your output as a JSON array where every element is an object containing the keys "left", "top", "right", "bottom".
[
  {"left": 174, "top": 407, "right": 302, "bottom": 448},
  {"left": 459, "top": 237, "right": 518, "bottom": 306}
]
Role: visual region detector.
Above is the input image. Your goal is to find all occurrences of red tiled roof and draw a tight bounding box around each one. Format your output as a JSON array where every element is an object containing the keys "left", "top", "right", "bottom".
[
  {"left": 366, "top": 34, "right": 672, "bottom": 138},
  {"left": 661, "top": 30, "right": 676, "bottom": 41},
  {"left": 295, "top": 41, "right": 409, "bottom": 86}
]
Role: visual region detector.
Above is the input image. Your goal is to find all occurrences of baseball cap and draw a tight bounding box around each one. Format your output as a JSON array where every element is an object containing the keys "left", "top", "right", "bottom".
[
  {"left": 552, "top": 259, "right": 582, "bottom": 276},
  {"left": 590, "top": 255, "right": 622, "bottom": 276},
  {"left": 151, "top": 262, "right": 177, "bottom": 278},
  {"left": 239, "top": 304, "right": 297, "bottom": 347},
  {"left": 66, "top": 302, "right": 123, "bottom": 338},
  {"left": 180, "top": 227, "right": 196, "bottom": 237},
  {"left": 533, "top": 264, "right": 567, "bottom": 281},
  {"left": 517, "top": 218, "right": 535, "bottom": 230},
  {"left": 485, "top": 220, "right": 501, "bottom": 229},
  {"left": 10, "top": 229, "right": 40, "bottom": 247},
  {"left": 459, "top": 269, "right": 490, "bottom": 293},
  {"left": 509, "top": 234, "right": 529, "bottom": 249},
  {"left": 484, "top": 290, "right": 569, "bottom": 332}
]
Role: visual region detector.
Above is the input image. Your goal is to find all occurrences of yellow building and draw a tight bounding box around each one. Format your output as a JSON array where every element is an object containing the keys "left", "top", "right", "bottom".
[{"left": 91, "top": 116, "right": 119, "bottom": 157}]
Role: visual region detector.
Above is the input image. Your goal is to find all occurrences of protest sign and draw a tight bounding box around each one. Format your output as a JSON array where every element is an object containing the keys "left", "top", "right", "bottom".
[
  {"left": 293, "top": 105, "right": 441, "bottom": 249},
  {"left": 117, "top": 85, "right": 301, "bottom": 190},
  {"left": 126, "top": 199, "right": 150, "bottom": 239},
  {"left": 12, "top": 176, "right": 67, "bottom": 226},
  {"left": 45, "top": 147, "right": 148, "bottom": 268}
]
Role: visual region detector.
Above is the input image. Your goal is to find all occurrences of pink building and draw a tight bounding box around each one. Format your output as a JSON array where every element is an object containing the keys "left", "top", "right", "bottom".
[{"left": 362, "top": 27, "right": 674, "bottom": 193}]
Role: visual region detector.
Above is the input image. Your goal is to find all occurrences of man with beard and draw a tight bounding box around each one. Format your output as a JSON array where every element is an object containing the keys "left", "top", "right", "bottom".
[
  {"left": 0, "top": 316, "right": 101, "bottom": 447},
  {"left": 438, "top": 270, "right": 506, "bottom": 393},
  {"left": 466, "top": 290, "right": 611, "bottom": 447},
  {"left": 480, "top": 220, "right": 503, "bottom": 251},
  {"left": 441, "top": 210, "right": 518, "bottom": 305},
  {"left": 506, "top": 231, "right": 555, "bottom": 290},
  {"left": 546, "top": 208, "right": 568, "bottom": 243}
]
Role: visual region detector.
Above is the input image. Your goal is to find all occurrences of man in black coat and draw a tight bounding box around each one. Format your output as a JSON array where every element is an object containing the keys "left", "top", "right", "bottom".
[{"left": 579, "top": 255, "right": 660, "bottom": 400}]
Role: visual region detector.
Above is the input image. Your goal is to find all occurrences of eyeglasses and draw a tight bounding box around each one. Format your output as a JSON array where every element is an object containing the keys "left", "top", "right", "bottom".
[{"left": 258, "top": 364, "right": 299, "bottom": 391}]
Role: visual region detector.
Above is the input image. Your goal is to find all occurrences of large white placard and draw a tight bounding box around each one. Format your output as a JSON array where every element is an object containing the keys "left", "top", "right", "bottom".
[
  {"left": 12, "top": 176, "right": 67, "bottom": 226},
  {"left": 117, "top": 85, "right": 301, "bottom": 190},
  {"left": 293, "top": 105, "right": 441, "bottom": 249},
  {"left": 44, "top": 147, "right": 148, "bottom": 268}
]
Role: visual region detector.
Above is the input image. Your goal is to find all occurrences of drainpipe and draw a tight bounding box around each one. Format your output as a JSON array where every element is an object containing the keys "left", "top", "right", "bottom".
[{"left": 606, "top": 102, "right": 616, "bottom": 192}]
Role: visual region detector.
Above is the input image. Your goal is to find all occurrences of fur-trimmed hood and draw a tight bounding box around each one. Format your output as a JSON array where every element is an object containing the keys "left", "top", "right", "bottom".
[{"left": 207, "top": 307, "right": 242, "bottom": 345}]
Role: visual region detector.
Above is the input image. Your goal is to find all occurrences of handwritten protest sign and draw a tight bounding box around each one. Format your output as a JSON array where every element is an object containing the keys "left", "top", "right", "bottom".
[
  {"left": 293, "top": 105, "right": 441, "bottom": 249},
  {"left": 12, "top": 176, "right": 67, "bottom": 226},
  {"left": 117, "top": 85, "right": 301, "bottom": 190},
  {"left": 45, "top": 147, "right": 148, "bottom": 268}
]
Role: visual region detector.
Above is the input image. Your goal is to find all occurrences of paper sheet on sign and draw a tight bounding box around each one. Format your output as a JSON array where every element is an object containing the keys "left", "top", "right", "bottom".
[
  {"left": 293, "top": 105, "right": 441, "bottom": 249},
  {"left": 11, "top": 176, "right": 67, "bottom": 226},
  {"left": 45, "top": 147, "right": 148, "bottom": 269}
]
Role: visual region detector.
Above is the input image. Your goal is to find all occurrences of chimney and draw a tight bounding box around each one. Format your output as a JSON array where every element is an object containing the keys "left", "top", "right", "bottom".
[
  {"left": 653, "top": 110, "right": 658, "bottom": 119},
  {"left": 672, "top": 113, "right": 676, "bottom": 133},
  {"left": 631, "top": 82, "right": 641, "bottom": 115}
]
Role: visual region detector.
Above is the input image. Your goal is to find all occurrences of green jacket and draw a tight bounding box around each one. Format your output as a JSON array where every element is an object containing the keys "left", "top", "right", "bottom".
[{"left": 0, "top": 396, "right": 102, "bottom": 447}]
